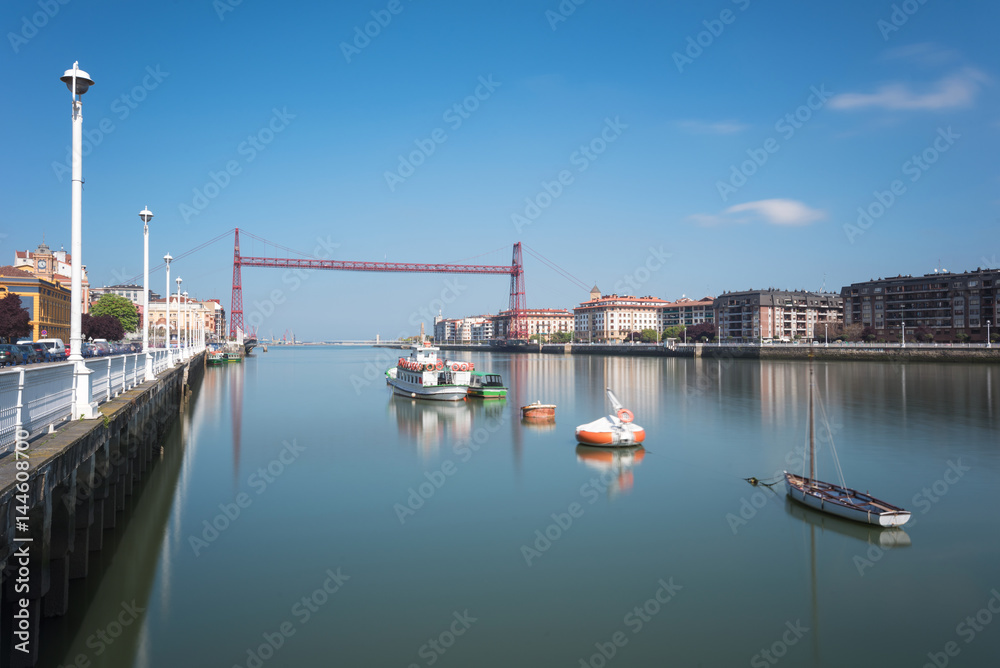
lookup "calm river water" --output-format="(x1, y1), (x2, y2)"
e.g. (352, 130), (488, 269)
(40, 347), (1000, 667)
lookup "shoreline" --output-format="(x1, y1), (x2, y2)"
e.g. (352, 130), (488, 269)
(371, 342), (1000, 363)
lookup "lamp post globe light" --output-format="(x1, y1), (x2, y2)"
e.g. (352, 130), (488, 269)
(140, 207), (153, 377)
(164, 253), (173, 362)
(61, 62), (98, 417)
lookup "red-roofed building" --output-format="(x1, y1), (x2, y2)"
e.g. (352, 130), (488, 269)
(660, 296), (715, 328)
(574, 285), (668, 343)
(492, 308), (574, 341)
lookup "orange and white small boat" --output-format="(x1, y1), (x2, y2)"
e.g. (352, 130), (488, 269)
(520, 401), (556, 420)
(575, 389), (645, 447)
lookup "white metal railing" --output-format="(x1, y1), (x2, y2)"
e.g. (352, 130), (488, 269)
(0, 343), (206, 456)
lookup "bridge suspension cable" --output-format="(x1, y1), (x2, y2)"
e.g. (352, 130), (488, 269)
(522, 243), (589, 292)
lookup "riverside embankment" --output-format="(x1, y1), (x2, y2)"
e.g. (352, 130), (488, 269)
(0, 352), (204, 667)
(394, 342), (1000, 363)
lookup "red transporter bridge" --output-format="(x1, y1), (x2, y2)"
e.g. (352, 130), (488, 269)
(228, 228), (528, 341)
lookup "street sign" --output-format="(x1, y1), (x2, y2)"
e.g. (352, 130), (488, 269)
(41, 329), (47, 336)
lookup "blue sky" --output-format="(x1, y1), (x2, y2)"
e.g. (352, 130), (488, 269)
(2, 0), (998, 340)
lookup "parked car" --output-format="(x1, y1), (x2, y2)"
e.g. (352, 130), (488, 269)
(0, 344), (27, 366)
(82, 342), (98, 358)
(16, 344), (41, 363)
(28, 342), (52, 362)
(38, 338), (67, 361)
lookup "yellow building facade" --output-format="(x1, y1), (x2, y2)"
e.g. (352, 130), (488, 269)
(0, 266), (72, 343)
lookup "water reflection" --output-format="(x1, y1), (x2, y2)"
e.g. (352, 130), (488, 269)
(785, 497), (912, 548)
(387, 396), (472, 458)
(521, 416), (557, 431)
(39, 388), (196, 668)
(575, 444), (645, 499)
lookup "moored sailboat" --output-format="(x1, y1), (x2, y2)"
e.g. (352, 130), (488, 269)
(784, 361), (910, 527)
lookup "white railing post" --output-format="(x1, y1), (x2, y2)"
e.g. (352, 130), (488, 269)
(106, 357), (112, 401)
(14, 367), (26, 441)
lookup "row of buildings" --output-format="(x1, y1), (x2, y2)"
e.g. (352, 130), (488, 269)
(1, 240), (226, 343)
(435, 286), (718, 344)
(433, 269), (1000, 345)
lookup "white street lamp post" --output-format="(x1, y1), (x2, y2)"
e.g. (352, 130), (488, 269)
(824, 322), (828, 347)
(988, 320), (992, 349)
(164, 253), (173, 362)
(901, 322), (906, 349)
(140, 207), (153, 378)
(175, 277), (183, 359)
(183, 291), (190, 352)
(62, 62), (97, 418)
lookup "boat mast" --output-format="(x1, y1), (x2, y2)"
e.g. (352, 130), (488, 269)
(808, 359), (815, 480)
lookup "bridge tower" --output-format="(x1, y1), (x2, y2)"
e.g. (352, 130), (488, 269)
(229, 228), (244, 338)
(508, 242), (527, 340)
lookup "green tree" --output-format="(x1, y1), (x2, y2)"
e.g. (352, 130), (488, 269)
(90, 294), (139, 333)
(0, 292), (32, 342)
(956, 332), (970, 343)
(640, 328), (658, 343)
(662, 325), (685, 340)
(552, 331), (573, 343)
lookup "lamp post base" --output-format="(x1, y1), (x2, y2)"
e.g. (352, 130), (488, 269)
(71, 362), (98, 419)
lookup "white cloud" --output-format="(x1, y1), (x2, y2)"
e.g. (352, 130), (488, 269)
(829, 68), (988, 111)
(690, 199), (826, 227)
(882, 43), (960, 67)
(677, 120), (749, 135)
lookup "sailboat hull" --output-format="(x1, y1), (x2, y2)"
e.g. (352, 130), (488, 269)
(784, 472), (911, 527)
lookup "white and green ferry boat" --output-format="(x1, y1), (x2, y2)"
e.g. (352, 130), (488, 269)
(386, 344), (472, 401)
